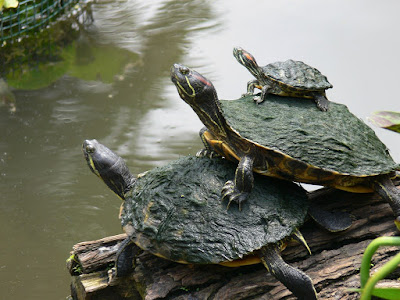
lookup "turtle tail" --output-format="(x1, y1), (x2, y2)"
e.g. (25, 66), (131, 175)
(260, 244), (318, 300)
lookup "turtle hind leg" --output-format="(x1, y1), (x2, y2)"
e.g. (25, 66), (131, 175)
(196, 127), (221, 158)
(373, 175), (400, 230)
(308, 203), (353, 232)
(313, 93), (330, 111)
(260, 244), (318, 300)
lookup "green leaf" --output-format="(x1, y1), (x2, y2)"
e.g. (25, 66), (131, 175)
(351, 288), (400, 300)
(371, 287), (400, 300)
(369, 111), (400, 133)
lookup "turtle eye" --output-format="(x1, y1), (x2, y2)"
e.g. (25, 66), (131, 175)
(180, 65), (189, 75)
(86, 144), (95, 154)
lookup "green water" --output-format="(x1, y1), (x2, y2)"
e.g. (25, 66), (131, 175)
(1, 0), (399, 299)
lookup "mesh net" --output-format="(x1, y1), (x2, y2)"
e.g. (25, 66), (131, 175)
(0, 0), (92, 78)
(1, 0), (81, 42)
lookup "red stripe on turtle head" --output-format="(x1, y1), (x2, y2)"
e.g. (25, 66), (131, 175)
(193, 73), (212, 86)
(244, 52), (255, 63)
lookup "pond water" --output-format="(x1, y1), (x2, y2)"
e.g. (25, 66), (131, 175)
(1, 0), (400, 299)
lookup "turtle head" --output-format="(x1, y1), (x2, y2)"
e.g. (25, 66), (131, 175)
(170, 63), (216, 107)
(171, 64), (228, 137)
(83, 139), (135, 201)
(233, 47), (260, 78)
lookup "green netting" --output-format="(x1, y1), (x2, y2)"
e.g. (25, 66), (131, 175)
(1, 0), (80, 42)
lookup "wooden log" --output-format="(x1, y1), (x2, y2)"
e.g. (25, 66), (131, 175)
(68, 182), (400, 300)
(67, 233), (128, 275)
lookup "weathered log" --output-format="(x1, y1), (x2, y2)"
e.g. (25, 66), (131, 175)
(67, 233), (128, 275)
(68, 183), (400, 300)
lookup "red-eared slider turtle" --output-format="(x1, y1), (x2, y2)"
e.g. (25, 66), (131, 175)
(83, 139), (347, 299)
(233, 47), (332, 111)
(170, 64), (400, 228)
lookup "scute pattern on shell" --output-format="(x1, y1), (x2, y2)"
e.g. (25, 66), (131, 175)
(262, 60), (332, 90)
(221, 95), (398, 176)
(121, 156), (308, 264)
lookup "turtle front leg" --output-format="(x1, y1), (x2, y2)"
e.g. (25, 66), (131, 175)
(221, 155), (255, 209)
(255, 84), (272, 104)
(260, 243), (318, 300)
(245, 79), (259, 96)
(196, 127), (221, 158)
(373, 175), (400, 231)
(313, 93), (330, 111)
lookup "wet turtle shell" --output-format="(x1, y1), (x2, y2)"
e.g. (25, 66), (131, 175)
(263, 59), (332, 91)
(171, 64), (400, 224)
(219, 95), (398, 177)
(120, 156), (308, 264)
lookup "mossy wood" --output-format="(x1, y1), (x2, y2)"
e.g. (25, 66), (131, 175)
(121, 156), (308, 265)
(221, 95), (398, 176)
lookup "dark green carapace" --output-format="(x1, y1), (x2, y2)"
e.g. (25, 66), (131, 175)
(83, 139), (322, 299)
(121, 156), (308, 264)
(221, 95), (399, 176)
(171, 64), (400, 230)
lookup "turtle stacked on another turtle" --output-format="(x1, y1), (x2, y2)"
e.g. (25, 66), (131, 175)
(170, 63), (400, 229)
(233, 47), (332, 111)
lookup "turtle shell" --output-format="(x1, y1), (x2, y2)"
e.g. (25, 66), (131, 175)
(120, 156), (308, 264)
(262, 60), (332, 91)
(220, 95), (399, 176)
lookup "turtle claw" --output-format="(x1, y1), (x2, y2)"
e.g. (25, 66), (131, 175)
(221, 180), (248, 210)
(241, 92), (253, 98)
(253, 95), (264, 104)
(196, 148), (220, 158)
(314, 94), (330, 112)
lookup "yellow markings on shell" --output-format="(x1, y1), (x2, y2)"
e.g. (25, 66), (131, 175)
(143, 201), (154, 224)
(175, 229), (184, 236)
(150, 252), (261, 266)
(334, 184), (373, 193)
(153, 251), (174, 261)
(151, 251), (191, 264)
(219, 255), (261, 267)
(207, 137), (240, 162)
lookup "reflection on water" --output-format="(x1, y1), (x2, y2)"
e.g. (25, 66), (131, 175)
(1, 0), (400, 299)
(0, 1), (218, 298)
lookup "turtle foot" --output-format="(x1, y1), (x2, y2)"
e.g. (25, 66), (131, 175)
(196, 148), (221, 158)
(221, 180), (248, 210)
(314, 96), (330, 111)
(253, 95), (264, 104)
(308, 204), (353, 232)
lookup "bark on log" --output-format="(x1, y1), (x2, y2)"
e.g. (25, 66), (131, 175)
(68, 182), (400, 300)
